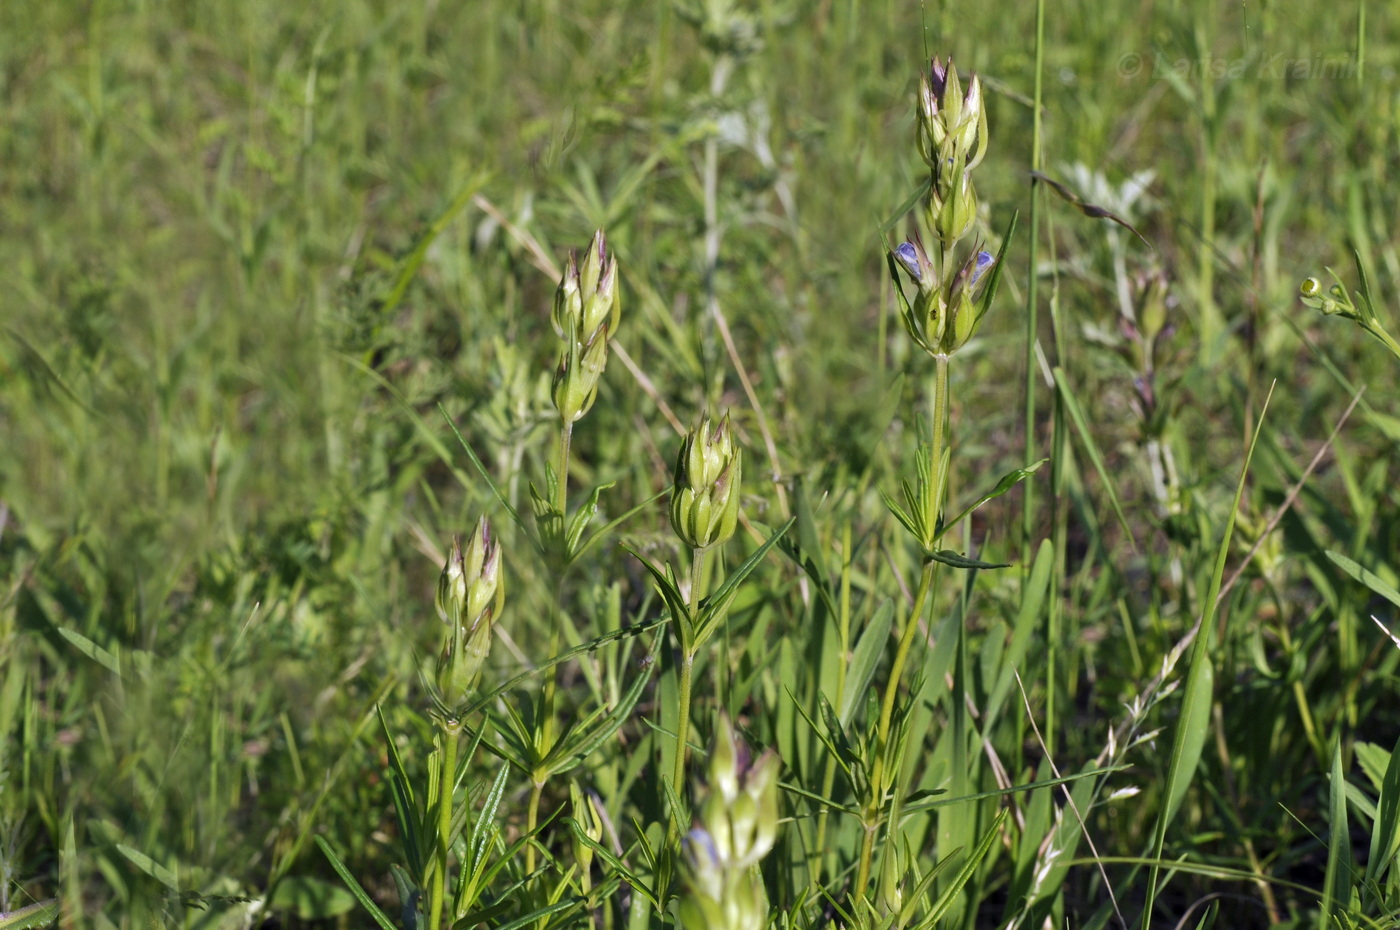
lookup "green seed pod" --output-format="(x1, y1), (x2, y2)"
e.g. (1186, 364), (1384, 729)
(670, 414), (743, 552)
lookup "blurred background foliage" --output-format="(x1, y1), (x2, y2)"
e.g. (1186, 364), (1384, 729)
(2, 0), (1399, 926)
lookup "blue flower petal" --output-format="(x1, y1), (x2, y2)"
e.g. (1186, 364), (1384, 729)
(894, 241), (922, 282)
(969, 250), (995, 286)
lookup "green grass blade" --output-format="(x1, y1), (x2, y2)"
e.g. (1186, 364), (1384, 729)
(0, 900), (59, 930)
(1327, 551), (1400, 609)
(55, 626), (122, 677)
(1051, 366), (1134, 546)
(116, 843), (179, 892)
(924, 809), (1008, 926)
(1368, 734), (1400, 893)
(315, 836), (398, 930)
(378, 174), (490, 320)
(1143, 382), (1274, 924)
(1323, 740), (1351, 930)
(840, 600), (893, 728)
(984, 538), (1053, 728)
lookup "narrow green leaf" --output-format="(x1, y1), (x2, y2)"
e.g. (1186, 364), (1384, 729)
(315, 836), (398, 930)
(1144, 383), (1274, 923)
(547, 635), (659, 776)
(377, 705), (424, 877)
(879, 487), (922, 541)
(818, 691), (861, 772)
(1163, 649), (1213, 827)
(927, 549), (1010, 570)
(924, 809), (1008, 926)
(973, 210), (1020, 326)
(1368, 733), (1400, 892)
(473, 765), (513, 867)
(565, 481), (616, 559)
(0, 899), (59, 930)
(984, 539), (1053, 728)
(574, 489), (668, 562)
(116, 843), (178, 892)
(878, 176), (934, 236)
(565, 823), (660, 909)
(56, 626), (121, 677)
(840, 601), (893, 727)
(694, 517), (796, 643)
(941, 458), (1048, 533)
(1323, 741), (1350, 929)
(621, 544), (690, 642)
(1327, 551), (1400, 609)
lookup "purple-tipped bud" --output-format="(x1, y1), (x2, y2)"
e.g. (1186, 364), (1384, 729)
(434, 518), (503, 710)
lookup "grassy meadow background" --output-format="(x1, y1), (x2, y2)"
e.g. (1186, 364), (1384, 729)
(4, 0), (1400, 926)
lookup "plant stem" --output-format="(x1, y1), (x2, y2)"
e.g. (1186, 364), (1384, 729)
(1365, 321), (1400, 363)
(1022, 0), (1046, 570)
(429, 719), (461, 930)
(926, 353), (950, 543)
(526, 776), (544, 874)
(855, 558), (937, 902)
(555, 418), (574, 516)
(671, 547), (707, 799)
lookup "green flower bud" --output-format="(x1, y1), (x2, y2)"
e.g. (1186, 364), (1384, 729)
(569, 782), (604, 890)
(551, 324), (610, 424)
(678, 716), (779, 930)
(918, 58), (988, 189)
(434, 518), (502, 711)
(1298, 276), (1345, 315)
(938, 248), (995, 354)
(1138, 267), (1169, 343)
(927, 164), (978, 249)
(550, 231), (620, 425)
(876, 840), (904, 918)
(670, 413), (743, 552)
(552, 230), (620, 344)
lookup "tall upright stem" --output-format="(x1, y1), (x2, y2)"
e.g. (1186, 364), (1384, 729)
(926, 353), (950, 540)
(855, 558), (937, 902)
(428, 719), (461, 930)
(671, 547), (707, 799)
(555, 419), (573, 515)
(1022, 0), (1046, 569)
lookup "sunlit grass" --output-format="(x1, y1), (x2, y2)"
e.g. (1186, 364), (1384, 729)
(3, 1), (1400, 928)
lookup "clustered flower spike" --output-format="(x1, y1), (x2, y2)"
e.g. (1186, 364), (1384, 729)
(433, 517), (503, 713)
(918, 57), (987, 247)
(890, 234), (998, 356)
(670, 413), (743, 552)
(888, 54), (1006, 360)
(551, 230), (620, 424)
(678, 715), (780, 930)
